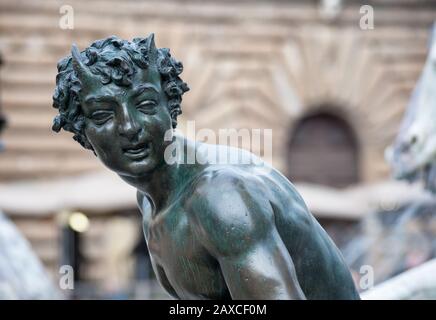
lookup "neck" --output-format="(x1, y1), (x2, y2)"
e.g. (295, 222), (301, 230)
(119, 134), (203, 214)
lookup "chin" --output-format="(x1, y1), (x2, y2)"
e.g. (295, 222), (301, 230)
(119, 156), (161, 178)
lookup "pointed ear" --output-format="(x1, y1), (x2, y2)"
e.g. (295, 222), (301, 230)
(145, 33), (158, 63)
(71, 44), (95, 87)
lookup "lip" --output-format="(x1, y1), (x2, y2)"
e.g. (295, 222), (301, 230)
(122, 142), (151, 160)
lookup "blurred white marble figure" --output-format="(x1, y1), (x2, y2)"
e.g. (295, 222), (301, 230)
(0, 210), (58, 299)
(362, 259), (436, 300)
(381, 24), (436, 299)
(388, 22), (436, 192)
(0, 53), (58, 299)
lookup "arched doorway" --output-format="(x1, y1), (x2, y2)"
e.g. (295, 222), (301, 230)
(288, 112), (359, 188)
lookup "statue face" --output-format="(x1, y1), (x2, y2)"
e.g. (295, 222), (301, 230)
(79, 66), (173, 178)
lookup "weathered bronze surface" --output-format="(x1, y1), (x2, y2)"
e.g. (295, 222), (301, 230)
(52, 34), (360, 299)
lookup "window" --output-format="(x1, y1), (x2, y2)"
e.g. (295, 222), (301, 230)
(288, 112), (359, 188)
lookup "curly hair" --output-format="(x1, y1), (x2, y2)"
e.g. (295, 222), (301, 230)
(52, 34), (189, 150)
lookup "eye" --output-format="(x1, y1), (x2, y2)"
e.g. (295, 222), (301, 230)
(90, 111), (113, 125)
(136, 100), (157, 114)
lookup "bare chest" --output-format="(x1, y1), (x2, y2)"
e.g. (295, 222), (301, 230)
(142, 205), (229, 299)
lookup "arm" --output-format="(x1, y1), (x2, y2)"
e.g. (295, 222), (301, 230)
(188, 172), (306, 300)
(218, 229), (305, 300)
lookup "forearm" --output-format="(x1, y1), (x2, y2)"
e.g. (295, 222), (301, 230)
(219, 244), (306, 300)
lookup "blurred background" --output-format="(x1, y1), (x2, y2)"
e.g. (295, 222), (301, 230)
(0, 0), (435, 299)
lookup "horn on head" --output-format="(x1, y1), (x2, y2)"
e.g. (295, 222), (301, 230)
(71, 44), (94, 87)
(145, 33), (158, 62)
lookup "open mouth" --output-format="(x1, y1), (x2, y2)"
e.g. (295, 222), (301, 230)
(122, 142), (151, 160)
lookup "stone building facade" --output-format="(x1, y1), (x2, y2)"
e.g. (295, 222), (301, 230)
(0, 0), (435, 296)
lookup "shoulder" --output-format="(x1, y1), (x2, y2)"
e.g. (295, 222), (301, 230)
(188, 166), (270, 208)
(185, 166), (276, 257)
(191, 166), (268, 197)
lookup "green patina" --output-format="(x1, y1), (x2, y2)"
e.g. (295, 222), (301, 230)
(52, 34), (360, 300)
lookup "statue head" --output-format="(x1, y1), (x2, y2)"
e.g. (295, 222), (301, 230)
(52, 34), (189, 177)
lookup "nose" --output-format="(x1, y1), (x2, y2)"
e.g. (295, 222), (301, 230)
(117, 105), (141, 139)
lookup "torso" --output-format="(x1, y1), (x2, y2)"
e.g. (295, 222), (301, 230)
(137, 143), (359, 300)
(139, 191), (231, 299)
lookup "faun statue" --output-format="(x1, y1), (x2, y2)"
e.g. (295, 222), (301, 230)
(52, 34), (360, 300)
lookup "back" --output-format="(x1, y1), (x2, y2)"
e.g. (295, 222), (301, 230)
(199, 141), (360, 299)
(257, 167), (360, 299)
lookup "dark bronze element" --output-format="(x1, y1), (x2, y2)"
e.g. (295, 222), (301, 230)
(0, 54), (6, 137)
(52, 35), (360, 300)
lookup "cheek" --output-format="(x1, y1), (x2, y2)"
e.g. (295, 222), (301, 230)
(144, 106), (172, 135)
(84, 123), (119, 156)
(141, 111), (173, 157)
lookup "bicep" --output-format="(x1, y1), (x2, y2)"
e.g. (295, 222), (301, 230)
(218, 228), (305, 300)
(189, 172), (305, 299)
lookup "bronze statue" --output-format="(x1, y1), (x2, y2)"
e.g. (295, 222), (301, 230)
(52, 34), (360, 299)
